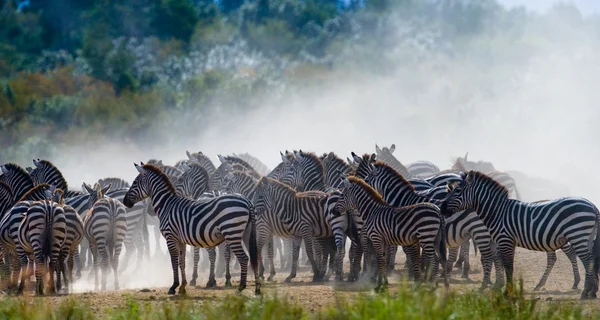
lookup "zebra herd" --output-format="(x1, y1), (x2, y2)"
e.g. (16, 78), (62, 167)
(0, 144), (599, 300)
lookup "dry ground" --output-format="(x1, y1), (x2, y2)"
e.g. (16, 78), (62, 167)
(8, 247), (600, 316)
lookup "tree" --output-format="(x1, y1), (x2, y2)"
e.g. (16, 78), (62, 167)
(153, 0), (199, 44)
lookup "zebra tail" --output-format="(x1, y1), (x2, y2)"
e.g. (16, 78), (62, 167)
(594, 220), (600, 277)
(347, 211), (361, 246)
(473, 239), (478, 257)
(43, 227), (52, 261)
(247, 204), (258, 276)
(435, 216), (447, 263)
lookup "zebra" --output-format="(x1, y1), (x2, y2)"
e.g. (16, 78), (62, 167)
(83, 183), (127, 291)
(374, 144), (411, 178)
(0, 183), (54, 291)
(186, 151), (217, 176)
(50, 186), (84, 294)
(407, 160), (440, 178)
(29, 159), (84, 198)
(320, 152), (352, 190)
(0, 163), (38, 203)
(98, 177), (130, 190)
(440, 170), (600, 299)
(452, 154), (521, 200)
(123, 163), (260, 295)
(16, 198), (67, 295)
(232, 152), (271, 176)
(332, 176), (448, 292)
(172, 162), (212, 286)
(253, 176), (330, 282)
(364, 162), (504, 290)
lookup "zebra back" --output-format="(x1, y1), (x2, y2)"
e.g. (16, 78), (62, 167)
(18, 199), (67, 258)
(407, 160), (440, 178)
(98, 177), (130, 190)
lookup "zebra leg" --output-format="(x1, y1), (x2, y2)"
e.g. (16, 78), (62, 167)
(349, 240), (363, 282)
(73, 248), (82, 279)
(166, 238), (181, 295)
(275, 237), (284, 270)
(387, 245), (398, 273)
(99, 243), (109, 291)
(256, 230), (268, 281)
(67, 248), (75, 294)
(228, 240), (250, 292)
(177, 242), (187, 295)
(335, 235), (346, 282)
(326, 237), (336, 280)
(224, 243), (232, 287)
(284, 236), (302, 283)
(206, 248), (217, 288)
(153, 224), (162, 257)
(283, 237), (293, 271)
(300, 233), (322, 282)
(533, 251), (557, 291)
(372, 239), (388, 292)
(455, 240), (469, 270)
(492, 249), (506, 290)
(190, 247), (199, 286)
(562, 244), (581, 290)
(498, 242), (516, 297)
(267, 237), (276, 281)
(404, 244), (421, 282)
(461, 242), (470, 279)
(471, 234), (495, 292)
(445, 247), (458, 278)
(215, 243), (227, 278)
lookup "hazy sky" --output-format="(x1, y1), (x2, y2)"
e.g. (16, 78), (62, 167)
(499, 0), (600, 15)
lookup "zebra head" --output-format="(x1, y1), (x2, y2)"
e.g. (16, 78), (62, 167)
(82, 182), (111, 211)
(332, 177), (360, 217)
(252, 177), (275, 213)
(440, 171), (473, 217)
(351, 152), (376, 179)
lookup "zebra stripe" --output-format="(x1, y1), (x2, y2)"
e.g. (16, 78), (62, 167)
(29, 159), (84, 198)
(0, 181), (13, 217)
(0, 163), (36, 202)
(83, 194), (127, 291)
(441, 170), (600, 299)
(17, 199), (67, 295)
(374, 144), (411, 178)
(123, 163), (260, 295)
(282, 151), (327, 192)
(186, 151), (217, 176)
(333, 176), (448, 291)
(232, 152), (271, 176)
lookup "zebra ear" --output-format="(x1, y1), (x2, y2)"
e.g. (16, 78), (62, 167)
(351, 152), (361, 163)
(33, 158), (41, 167)
(101, 183), (112, 195)
(186, 150), (192, 159)
(25, 166), (33, 173)
(464, 152), (469, 162)
(375, 144), (382, 154)
(459, 171), (467, 180)
(466, 171), (475, 183)
(370, 153), (377, 163)
(82, 183), (94, 194)
(218, 154), (227, 164)
(0, 165), (6, 174)
(389, 144), (396, 153)
(135, 163), (146, 174)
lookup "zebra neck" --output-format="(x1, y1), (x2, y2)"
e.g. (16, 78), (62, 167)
(148, 184), (175, 217)
(474, 196), (511, 223)
(355, 195), (386, 220)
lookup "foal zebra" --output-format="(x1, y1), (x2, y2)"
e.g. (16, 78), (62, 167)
(123, 163), (260, 295)
(333, 176), (448, 291)
(441, 171), (600, 299)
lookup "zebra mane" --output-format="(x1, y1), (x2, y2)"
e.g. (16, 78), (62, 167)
(223, 156), (256, 171)
(372, 161), (415, 192)
(450, 157), (468, 173)
(142, 164), (176, 194)
(321, 152), (346, 166)
(346, 176), (387, 205)
(297, 151), (325, 170)
(18, 183), (51, 202)
(258, 176), (299, 196)
(468, 171), (510, 198)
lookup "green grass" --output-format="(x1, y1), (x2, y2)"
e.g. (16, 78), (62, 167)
(0, 283), (595, 320)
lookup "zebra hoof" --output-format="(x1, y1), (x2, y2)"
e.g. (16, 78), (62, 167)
(178, 286), (186, 295)
(267, 275), (274, 282)
(284, 277), (293, 283)
(205, 279), (217, 288)
(461, 274), (469, 280)
(225, 280), (232, 287)
(168, 288), (176, 295)
(533, 285), (543, 292)
(237, 283), (246, 292)
(190, 279), (197, 287)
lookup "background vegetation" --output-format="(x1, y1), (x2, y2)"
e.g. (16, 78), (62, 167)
(1, 0), (599, 168)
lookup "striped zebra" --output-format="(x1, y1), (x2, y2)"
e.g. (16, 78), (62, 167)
(232, 152), (271, 176)
(186, 151), (217, 176)
(364, 162), (504, 290)
(0, 184), (54, 291)
(374, 144), (411, 178)
(0, 163), (39, 202)
(50, 186), (84, 294)
(253, 177), (329, 282)
(320, 152), (352, 189)
(172, 162), (213, 287)
(98, 177), (130, 189)
(83, 183), (127, 291)
(333, 176), (448, 291)
(407, 160), (441, 178)
(29, 159), (84, 198)
(123, 163), (260, 295)
(17, 198), (67, 295)
(441, 171), (600, 299)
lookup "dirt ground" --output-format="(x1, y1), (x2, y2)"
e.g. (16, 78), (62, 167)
(10, 247), (600, 316)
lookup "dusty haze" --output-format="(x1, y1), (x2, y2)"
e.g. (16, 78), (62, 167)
(39, 3), (600, 204)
